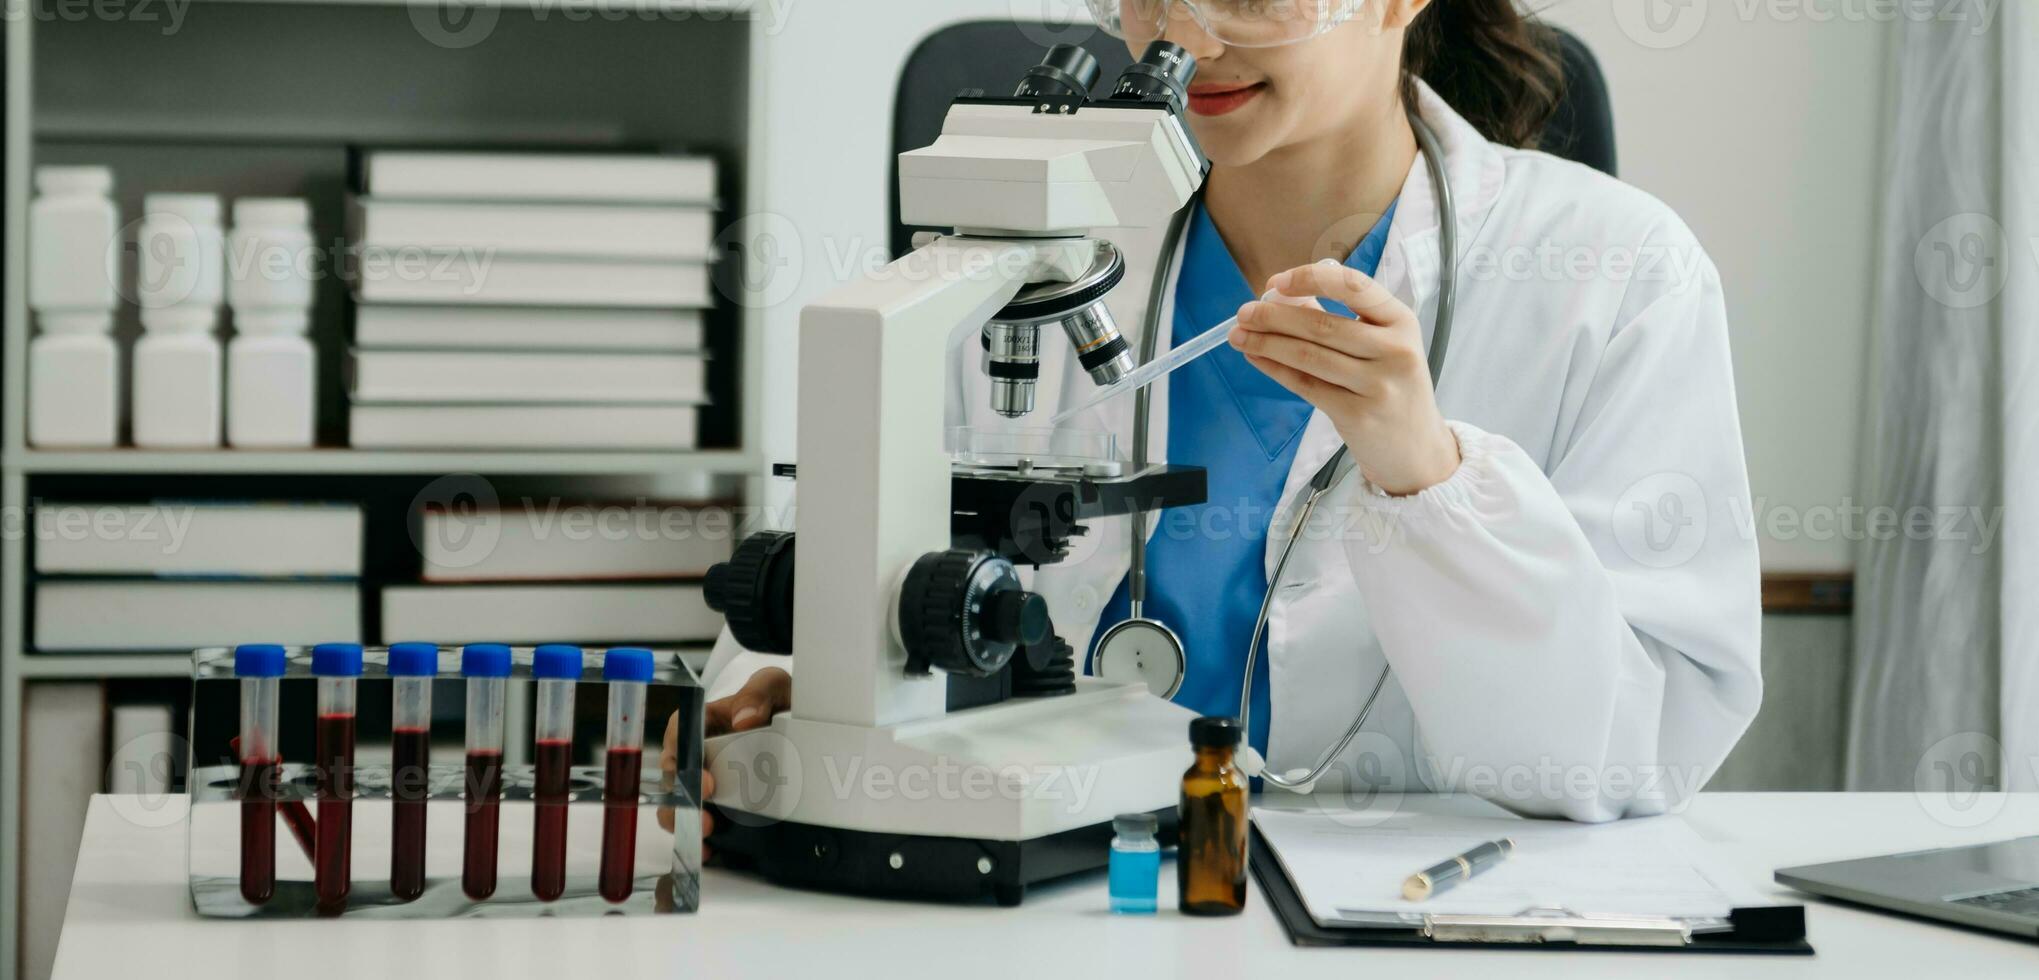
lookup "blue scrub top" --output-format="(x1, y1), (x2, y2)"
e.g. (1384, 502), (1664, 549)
(1093, 198), (1398, 756)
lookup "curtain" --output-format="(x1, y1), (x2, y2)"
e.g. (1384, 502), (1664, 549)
(1849, 3), (2037, 791)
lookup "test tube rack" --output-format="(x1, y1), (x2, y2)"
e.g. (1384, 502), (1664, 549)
(184, 644), (703, 919)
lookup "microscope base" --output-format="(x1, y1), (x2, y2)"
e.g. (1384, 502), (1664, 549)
(709, 807), (1175, 906)
(706, 678), (1195, 904)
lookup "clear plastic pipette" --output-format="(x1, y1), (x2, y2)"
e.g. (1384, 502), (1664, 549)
(1047, 290), (1318, 427)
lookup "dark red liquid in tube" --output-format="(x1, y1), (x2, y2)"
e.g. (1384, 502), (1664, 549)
(599, 747), (643, 902)
(390, 727), (430, 900)
(462, 750), (503, 899)
(315, 713), (356, 912)
(532, 738), (572, 900)
(238, 758), (278, 904)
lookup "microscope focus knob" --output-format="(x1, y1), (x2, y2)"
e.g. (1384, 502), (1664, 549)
(898, 550), (1048, 678)
(703, 531), (796, 654)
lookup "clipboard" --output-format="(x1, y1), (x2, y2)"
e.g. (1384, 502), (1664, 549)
(1250, 827), (1813, 954)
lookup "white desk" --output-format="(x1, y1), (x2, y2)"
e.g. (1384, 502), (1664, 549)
(54, 793), (2039, 978)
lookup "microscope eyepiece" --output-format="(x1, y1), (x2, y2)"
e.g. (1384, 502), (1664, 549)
(1014, 43), (1102, 101)
(1108, 40), (1198, 115)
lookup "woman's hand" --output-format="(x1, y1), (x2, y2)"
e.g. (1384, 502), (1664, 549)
(658, 666), (792, 845)
(1230, 259), (1461, 496)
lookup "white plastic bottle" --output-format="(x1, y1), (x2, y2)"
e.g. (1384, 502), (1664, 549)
(227, 310), (315, 448)
(28, 166), (120, 447)
(133, 194), (226, 448)
(138, 193), (225, 311)
(226, 198), (317, 448)
(134, 308), (223, 447)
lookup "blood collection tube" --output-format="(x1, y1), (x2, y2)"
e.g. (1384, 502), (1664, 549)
(387, 642), (437, 901)
(460, 643), (511, 900)
(598, 648), (653, 902)
(234, 643), (286, 905)
(530, 644), (583, 901)
(311, 642), (362, 912)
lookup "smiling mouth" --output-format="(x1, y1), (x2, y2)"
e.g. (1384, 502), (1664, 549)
(1187, 82), (1266, 116)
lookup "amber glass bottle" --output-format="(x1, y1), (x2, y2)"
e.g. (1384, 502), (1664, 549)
(1178, 716), (1248, 915)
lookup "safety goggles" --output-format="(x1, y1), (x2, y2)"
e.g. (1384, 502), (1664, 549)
(1084, 0), (1370, 49)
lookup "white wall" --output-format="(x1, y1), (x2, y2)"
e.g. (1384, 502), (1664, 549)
(748, 0), (1030, 519)
(1541, 1), (1889, 572)
(754, 2), (1889, 572)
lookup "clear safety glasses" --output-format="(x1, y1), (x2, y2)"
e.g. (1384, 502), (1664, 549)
(1085, 0), (1370, 49)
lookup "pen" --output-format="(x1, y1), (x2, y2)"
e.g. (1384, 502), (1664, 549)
(1402, 838), (1515, 901)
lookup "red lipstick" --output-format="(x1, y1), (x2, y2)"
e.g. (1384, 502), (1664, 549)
(1188, 81), (1265, 117)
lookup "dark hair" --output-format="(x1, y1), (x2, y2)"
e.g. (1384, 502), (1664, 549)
(1400, 0), (1566, 148)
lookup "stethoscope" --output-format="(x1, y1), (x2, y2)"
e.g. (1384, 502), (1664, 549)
(1092, 110), (1458, 791)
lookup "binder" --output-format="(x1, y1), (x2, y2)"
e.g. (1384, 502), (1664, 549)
(1251, 827), (1813, 954)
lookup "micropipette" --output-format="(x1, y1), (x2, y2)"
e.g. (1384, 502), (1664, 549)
(1046, 290), (1320, 427)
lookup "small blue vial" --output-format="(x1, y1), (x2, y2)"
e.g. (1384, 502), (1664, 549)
(1108, 812), (1161, 914)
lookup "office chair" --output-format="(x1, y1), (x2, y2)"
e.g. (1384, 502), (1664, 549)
(889, 19), (1617, 257)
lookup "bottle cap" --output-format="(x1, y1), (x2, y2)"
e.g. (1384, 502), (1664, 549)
(461, 643), (512, 678)
(1113, 812), (1159, 837)
(143, 193), (222, 225)
(1189, 715), (1242, 748)
(533, 644), (585, 680)
(311, 642), (364, 677)
(387, 642), (439, 677)
(602, 647), (655, 683)
(233, 197), (310, 227)
(234, 643), (287, 678)
(35, 165), (112, 196)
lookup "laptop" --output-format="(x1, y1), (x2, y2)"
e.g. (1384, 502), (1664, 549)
(1776, 837), (2039, 940)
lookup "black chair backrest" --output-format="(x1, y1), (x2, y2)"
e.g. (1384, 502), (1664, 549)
(890, 20), (1617, 256)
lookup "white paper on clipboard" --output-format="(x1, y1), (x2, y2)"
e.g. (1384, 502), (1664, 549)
(1251, 805), (1744, 928)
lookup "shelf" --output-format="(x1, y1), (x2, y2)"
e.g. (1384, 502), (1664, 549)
(12, 653), (193, 680)
(4, 449), (761, 476)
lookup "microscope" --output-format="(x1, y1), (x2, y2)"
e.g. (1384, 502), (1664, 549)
(701, 42), (1209, 905)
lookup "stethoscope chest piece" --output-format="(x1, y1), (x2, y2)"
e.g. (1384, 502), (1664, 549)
(1091, 616), (1186, 699)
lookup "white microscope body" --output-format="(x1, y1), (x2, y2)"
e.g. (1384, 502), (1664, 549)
(704, 43), (1211, 904)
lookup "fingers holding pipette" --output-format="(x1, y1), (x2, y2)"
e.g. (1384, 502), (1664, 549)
(1232, 260), (1459, 497)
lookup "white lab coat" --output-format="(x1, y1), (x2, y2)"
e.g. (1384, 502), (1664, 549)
(709, 82), (1762, 823)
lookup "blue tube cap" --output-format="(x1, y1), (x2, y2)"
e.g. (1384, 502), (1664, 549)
(461, 643), (513, 678)
(387, 642), (439, 677)
(311, 642), (364, 677)
(234, 643), (287, 678)
(532, 644), (585, 680)
(603, 647), (655, 682)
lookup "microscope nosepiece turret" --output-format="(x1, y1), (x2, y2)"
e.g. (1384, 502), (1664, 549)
(983, 240), (1132, 419)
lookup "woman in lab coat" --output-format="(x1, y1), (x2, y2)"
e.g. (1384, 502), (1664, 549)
(676, 0), (1761, 827)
